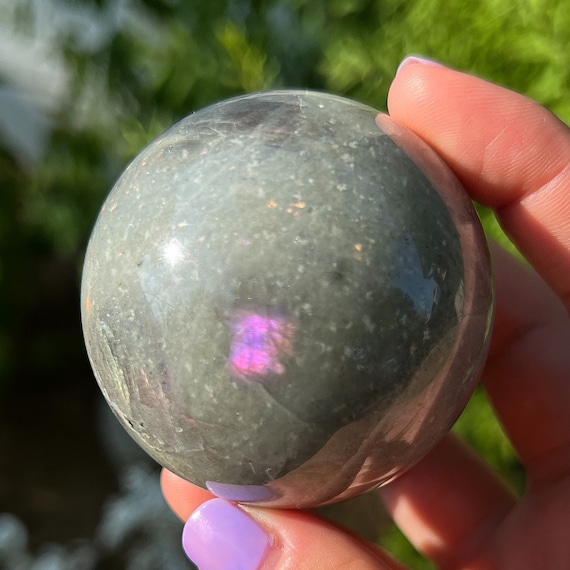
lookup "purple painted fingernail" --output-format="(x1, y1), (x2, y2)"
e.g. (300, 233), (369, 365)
(206, 481), (275, 503)
(396, 55), (446, 75)
(182, 499), (270, 570)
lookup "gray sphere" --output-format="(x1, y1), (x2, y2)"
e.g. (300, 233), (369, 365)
(81, 91), (493, 509)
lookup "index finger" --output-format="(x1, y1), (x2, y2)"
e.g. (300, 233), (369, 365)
(389, 59), (570, 308)
(378, 61), (570, 565)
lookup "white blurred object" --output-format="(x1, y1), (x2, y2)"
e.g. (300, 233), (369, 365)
(96, 464), (192, 569)
(0, 466), (193, 569)
(0, 0), (156, 164)
(0, 513), (31, 570)
(28, 543), (97, 570)
(0, 84), (53, 165)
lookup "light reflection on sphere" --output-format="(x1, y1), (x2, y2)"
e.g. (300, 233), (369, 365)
(81, 91), (494, 509)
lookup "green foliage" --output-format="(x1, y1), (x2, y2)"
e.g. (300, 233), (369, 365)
(10, 0), (566, 265)
(2, 0), (568, 562)
(217, 21), (280, 91)
(454, 387), (525, 492)
(320, 0), (570, 122)
(380, 524), (436, 569)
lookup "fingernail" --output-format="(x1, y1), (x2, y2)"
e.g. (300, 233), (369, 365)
(206, 480), (276, 503)
(182, 499), (271, 570)
(396, 55), (446, 75)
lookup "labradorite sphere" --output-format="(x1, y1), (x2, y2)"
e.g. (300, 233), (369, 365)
(81, 91), (493, 509)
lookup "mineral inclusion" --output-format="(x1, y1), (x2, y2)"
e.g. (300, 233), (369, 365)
(81, 91), (494, 508)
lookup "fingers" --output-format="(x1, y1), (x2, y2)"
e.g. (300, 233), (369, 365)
(380, 60), (570, 566)
(482, 244), (570, 481)
(379, 434), (516, 569)
(160, 468), (215, 520)
(387, 60), (570, 480)
(389, 59), (570, 309)
(161, 66), (570, 570)
(161, 469), (406, 570)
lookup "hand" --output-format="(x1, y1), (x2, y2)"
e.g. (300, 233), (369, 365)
(161, 58), (570, 569)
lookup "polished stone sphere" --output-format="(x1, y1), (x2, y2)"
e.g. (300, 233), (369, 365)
(81, 91), (493, 509)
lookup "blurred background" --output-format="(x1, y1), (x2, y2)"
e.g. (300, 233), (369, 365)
(0, 0), (569, 568)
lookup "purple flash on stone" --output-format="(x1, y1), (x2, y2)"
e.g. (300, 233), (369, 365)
(81, 90), (494, 510)
(229, 312), (295, 379)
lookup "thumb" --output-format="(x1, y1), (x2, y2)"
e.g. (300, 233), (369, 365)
(161, 470), (405, 570)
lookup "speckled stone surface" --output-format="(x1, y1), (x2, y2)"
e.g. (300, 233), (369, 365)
(81, 91), (493, 509)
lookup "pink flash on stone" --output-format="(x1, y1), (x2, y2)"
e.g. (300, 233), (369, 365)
(229, 312), (295, 379)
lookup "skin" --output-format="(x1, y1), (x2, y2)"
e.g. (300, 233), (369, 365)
(162, 61), (570, 569)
